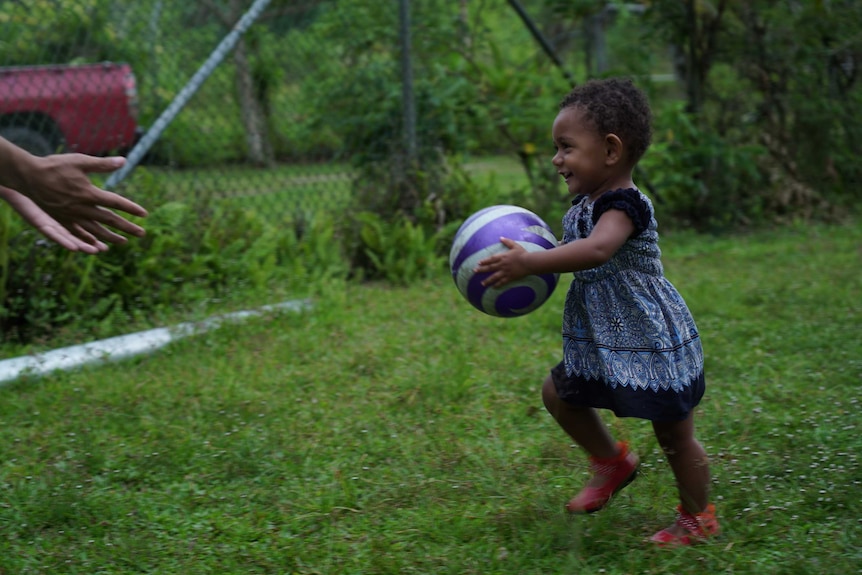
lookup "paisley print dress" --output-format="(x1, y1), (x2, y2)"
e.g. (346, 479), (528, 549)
(551, 188), (705, 421)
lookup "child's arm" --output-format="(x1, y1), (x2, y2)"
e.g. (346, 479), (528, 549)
(476, 209), (634, 288)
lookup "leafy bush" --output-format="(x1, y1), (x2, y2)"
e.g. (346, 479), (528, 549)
(641, 102), (769, 230)
(344, 156), (499, 283)
(353, 211), (448, 285)
(0, 175), (349, 344)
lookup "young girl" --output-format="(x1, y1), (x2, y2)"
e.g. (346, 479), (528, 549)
(475, 78), (719, 545)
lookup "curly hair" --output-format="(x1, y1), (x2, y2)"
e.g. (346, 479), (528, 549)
(559, 77), (652, 164)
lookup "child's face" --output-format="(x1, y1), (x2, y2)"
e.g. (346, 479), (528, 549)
(551, 106), (614, 198)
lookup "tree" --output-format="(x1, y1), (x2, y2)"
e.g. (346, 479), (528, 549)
(201, 0), (275, 167)
(0, 0), (133, 65)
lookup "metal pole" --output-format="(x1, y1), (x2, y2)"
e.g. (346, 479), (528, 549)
(399, 0), (417, 163)
(506, 0), (575, 86)
(105, 0), (274, 190)
(147, 0), (163, 107)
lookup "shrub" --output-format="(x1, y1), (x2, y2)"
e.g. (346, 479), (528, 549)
(0, 175), (349, 344)
(641, 102), (768, 230)
(342, 148), (506, 283)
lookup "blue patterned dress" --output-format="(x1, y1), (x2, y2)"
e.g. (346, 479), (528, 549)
(551, 188), (705, 421)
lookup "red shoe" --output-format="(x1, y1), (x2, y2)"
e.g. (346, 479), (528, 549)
(650, 503), (721, 546)
(565, 441), (639, 514)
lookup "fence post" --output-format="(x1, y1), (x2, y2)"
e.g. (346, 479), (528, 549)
(506, 0), (575, 86)
(399, 0), (417, 163)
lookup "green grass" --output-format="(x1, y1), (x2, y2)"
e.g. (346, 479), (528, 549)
(0, 220), (859, 574)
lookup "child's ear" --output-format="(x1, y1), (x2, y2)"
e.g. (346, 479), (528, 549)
(605, 134), (624, 165)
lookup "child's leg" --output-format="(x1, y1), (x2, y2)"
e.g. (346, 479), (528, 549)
(650, 412), (720, 543)
(542, 374), (617, 457)
(543, 373), (639, 513)
(651, 412), (710, 514)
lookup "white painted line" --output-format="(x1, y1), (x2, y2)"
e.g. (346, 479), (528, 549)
(0, 299), (311, 385)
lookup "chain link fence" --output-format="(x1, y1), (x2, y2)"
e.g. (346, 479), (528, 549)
(0, 0), (371, 221)
(0, 0), (661, 345)
(0, 0), (646, 220)
(0, 0), (635, 208)
(2, 1), (859, 349)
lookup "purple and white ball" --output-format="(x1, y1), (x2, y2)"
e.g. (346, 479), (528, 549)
(449, 205), (560, 318)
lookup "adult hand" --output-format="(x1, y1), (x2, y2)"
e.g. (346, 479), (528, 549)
(0, 137), (148, 252)
(18, 153), (148, 245)
(0, 186), (107, 253)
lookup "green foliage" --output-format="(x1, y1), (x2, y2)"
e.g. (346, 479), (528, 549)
(344, 157), (492, 283)
(280, 209), (351, 286)
(459, 39), (568, 230)
(640, 0), (862, 224)
(303, 0), (572, 274)
(735, 0), (862, 199)
(641, 102), (768, 230)
(0, 0), (118, 64)
(300, 0), (488, 165)
(0, 173), (349, 344)
(354, 211), (448, 285)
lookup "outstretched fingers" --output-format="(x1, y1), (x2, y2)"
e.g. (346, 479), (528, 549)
(1, 187), (103, 253)
(41, 221), (103, 253)
(89, 186), (149, 220)
(54, 201), (146, 241)
(64, 222), (108, 252)
(88, 202), (146, 238)
(74, 215), (132, 245)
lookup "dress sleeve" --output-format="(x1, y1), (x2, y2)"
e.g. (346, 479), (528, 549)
(592, 188), (651, 236)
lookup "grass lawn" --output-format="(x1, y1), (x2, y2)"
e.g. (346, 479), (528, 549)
(0, 220), (859, 574)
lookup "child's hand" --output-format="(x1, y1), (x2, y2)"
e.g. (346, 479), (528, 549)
(475, 237), (530, 288)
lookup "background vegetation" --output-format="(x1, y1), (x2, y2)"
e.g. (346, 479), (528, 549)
(0, 3), (860, 572)
(1, 0), (861, 345)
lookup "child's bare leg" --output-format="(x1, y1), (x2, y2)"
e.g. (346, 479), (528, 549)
(542, 374), (617, 457)
(543, 374), (639, 512)
(652, 412), (711, 523)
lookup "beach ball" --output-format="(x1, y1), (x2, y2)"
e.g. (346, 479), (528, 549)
(449, 205), (559, 318)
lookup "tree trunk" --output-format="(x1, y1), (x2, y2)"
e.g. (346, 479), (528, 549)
(206, 0), (274, 167)
(233, 36), (274, 167)
(684, 0), (702, 114)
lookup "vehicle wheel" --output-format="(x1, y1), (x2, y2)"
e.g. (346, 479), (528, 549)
(0, 126), (55, 157)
